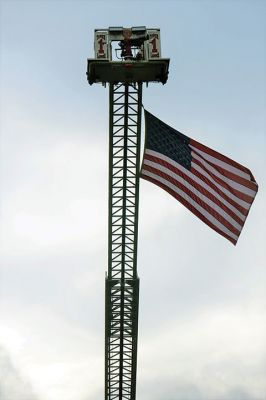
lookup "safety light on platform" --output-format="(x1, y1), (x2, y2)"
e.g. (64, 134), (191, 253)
(109, 26), (123, 33)
(131, 26), (146, 34)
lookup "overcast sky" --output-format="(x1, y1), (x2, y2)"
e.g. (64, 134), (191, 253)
(0, 1), (266, 400)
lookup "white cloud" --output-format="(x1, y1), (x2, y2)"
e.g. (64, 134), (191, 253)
(0, 345), (39, 400)
(0, 304), (104, 400)
(1, 133), (108, 261)
(137, 304), (266, 400)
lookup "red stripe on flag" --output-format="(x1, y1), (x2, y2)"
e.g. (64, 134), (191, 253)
(190, 166), (249, 216)
(143, 156), (245, 226)
(144, 151), (250, 216)
(190, 138), (255, 179)
(197, 158), (258, 190)
(141, 172), (237, 245)
(192, 157), (254, 204)
(142, 163), (241, 237)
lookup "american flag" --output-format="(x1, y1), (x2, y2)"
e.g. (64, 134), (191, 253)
(140, 110), (258, 245)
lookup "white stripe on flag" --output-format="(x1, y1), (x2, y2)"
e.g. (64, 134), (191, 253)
(189, 144), (251, 180)
(141, 168), (239, 242)
(145, 149), (251, 210)
(191, 151), (256, 197)
(143, 159), (242, 231)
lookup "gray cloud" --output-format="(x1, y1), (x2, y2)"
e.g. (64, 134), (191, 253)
(0, 345), (39, 400)
(138, 378), (203, 400)
(137, 376), (261, 400)
(1, 1), (265, 399)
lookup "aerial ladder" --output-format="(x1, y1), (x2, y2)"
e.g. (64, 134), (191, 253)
(86, 26), (170, 400)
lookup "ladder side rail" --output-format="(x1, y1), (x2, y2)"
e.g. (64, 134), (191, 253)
(106, 83), (142, 400)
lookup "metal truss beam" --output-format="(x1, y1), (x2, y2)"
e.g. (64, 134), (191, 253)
(105, 83), (142, 400)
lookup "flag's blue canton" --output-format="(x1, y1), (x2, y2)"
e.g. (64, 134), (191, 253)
(145, 111), (192, 170)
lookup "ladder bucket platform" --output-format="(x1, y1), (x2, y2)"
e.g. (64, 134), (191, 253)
(86, 59), (170, 85)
